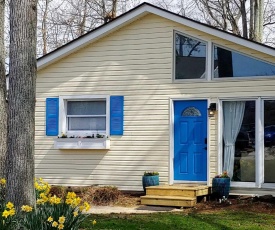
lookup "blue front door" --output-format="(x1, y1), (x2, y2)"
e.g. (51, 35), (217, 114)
(174, 100), (207, 181)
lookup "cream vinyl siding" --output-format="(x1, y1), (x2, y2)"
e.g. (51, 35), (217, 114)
(36, 13), (275, 190)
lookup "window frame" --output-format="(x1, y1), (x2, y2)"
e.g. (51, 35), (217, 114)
(212, 44), (275, 81)
(59, 95), (110, 137)
(173, 30), (209, 82)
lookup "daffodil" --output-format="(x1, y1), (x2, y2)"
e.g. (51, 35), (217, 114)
(58, 216), (65, 224)
(84, 201), (90, 211)
(58, 223), (64, 229)
(6, 202), (14, 209)
(0, 178), (6, 185)
(66, 192), (76, 199)
(9, 208), (16, 216)
(92, 219), (97, 225)
(73, 211), (78, 217)
(52, 221), (58, 227)
(47, 216), (53, 222)
(21, 205), (33, 212)
(2, 210), (9, 218)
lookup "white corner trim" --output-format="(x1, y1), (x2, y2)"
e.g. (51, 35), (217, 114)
(169, 98), (174, 185)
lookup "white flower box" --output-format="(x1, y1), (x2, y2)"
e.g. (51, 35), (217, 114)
(54, 138), (110, 149)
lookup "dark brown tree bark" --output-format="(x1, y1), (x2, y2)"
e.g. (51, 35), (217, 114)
(6, 0), (37, 208)
(0, 0), (7, 178)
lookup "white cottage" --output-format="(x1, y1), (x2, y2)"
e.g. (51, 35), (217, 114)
(36, 3), (275, 194)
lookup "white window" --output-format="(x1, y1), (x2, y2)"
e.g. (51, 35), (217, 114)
(59, 95), (110, 137)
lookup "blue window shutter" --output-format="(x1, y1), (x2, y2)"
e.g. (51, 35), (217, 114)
(46, 98), (59, 136)
(110, 96), (124, 135)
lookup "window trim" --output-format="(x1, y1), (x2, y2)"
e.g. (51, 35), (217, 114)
(173, 30), (209, 82)
(59, 95), (110, 137)
(212, 43), (275, 81)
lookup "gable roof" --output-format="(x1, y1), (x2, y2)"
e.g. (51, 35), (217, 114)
(37, 2), (275, 70)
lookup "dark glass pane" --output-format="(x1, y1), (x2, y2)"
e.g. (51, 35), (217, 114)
(264, 100), (275, 183)
(67, 101), (106, 115)
(175, 33), (206, 79)
(214, 46), (275, 78)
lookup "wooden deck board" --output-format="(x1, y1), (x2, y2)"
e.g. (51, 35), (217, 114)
(140, 184), (211, 207)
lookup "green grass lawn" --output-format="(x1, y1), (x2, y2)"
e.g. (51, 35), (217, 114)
(81, 211), (275, 230)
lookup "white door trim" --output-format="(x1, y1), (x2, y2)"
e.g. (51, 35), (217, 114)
(169, 98), (211, 185)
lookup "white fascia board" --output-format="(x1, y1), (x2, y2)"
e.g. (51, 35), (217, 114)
(37, 5), (150, 70)
(146, 7), (275, 57)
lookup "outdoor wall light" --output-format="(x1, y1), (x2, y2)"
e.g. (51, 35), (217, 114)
(208, 103), (217, 117)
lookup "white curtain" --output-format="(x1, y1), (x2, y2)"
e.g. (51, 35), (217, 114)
(223, 101), (245, 178)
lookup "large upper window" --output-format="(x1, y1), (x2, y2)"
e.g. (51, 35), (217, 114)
(214, 46), (275, 78)
(175, 33), (207, 80)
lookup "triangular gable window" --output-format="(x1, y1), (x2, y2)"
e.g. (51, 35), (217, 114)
(213, 46), (275, 78)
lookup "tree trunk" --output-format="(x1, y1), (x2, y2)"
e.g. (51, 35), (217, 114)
(0, 0), (7, 178)
(249, 0), (255, 39)
(42, 0), (49, 55)
(6, 0), (37, 208)
(240, 0), (248, 38)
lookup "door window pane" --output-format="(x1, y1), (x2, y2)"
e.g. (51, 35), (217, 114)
(175, 33), (206, 79)
(264, 100), (275, 183)
(214, 46), (275, 78)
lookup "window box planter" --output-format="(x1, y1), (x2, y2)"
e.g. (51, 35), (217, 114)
(54, 138), (110, 149)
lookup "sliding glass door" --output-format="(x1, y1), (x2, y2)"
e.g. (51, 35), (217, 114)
(221, 98), (275, 187)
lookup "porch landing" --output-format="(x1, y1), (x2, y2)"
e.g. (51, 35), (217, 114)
(140, 184), (212, 207)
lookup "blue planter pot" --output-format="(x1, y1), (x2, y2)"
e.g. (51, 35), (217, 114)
(142, 175), (159, 192)
(212, 178), (231, 198)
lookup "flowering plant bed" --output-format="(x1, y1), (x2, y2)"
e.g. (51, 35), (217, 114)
(0, 178), (93, 230)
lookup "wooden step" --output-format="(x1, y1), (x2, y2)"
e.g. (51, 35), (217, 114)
(146, 185), (210, 197)
(141, 195), (196, 207)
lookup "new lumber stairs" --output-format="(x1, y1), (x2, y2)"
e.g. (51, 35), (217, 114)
(141, 184), (211, 207)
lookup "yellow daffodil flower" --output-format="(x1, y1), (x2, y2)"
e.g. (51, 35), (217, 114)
(9, 208), (16, 216)
(92, 219), (97, 225)
(21, 205), (33, 212)
(84, 202), (90, 211)
(0, 178), (6, 185)
(52, 221), (58, 227)
(58, 216), (65, 224)
(73, 211), (78, 217)
(6, 202), (14, 210)
(2, 210), (9, 218)
(47, 216), (53, 222)
(58, 223), (64, 229)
